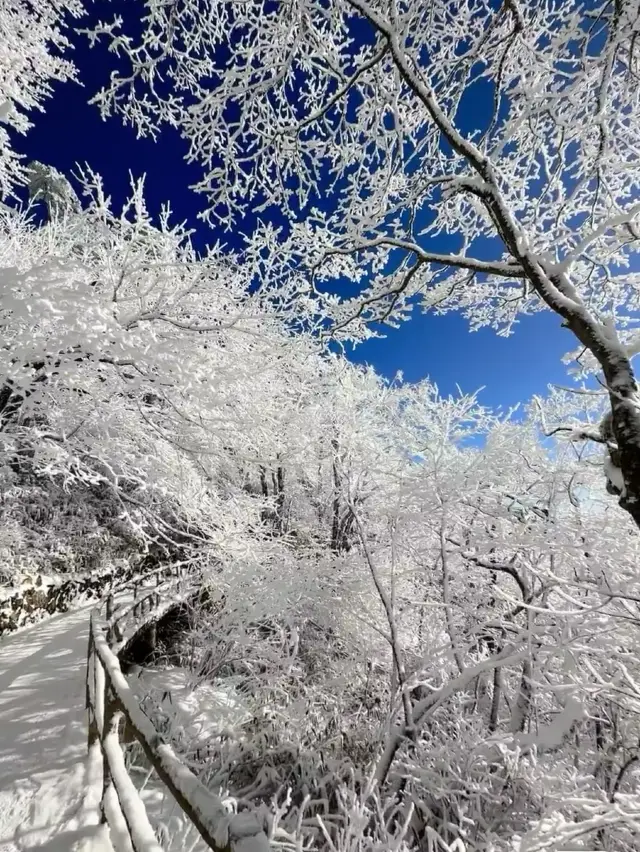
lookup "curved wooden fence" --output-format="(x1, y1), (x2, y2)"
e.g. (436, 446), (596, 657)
(86, 565), (270, 852)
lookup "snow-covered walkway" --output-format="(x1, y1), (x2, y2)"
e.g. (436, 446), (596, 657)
(0, 605), (111, 851)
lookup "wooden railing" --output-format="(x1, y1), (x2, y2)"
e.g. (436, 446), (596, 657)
(86, 564), (270, 852)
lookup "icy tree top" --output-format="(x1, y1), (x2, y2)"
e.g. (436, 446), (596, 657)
(88, 0), (640, 336)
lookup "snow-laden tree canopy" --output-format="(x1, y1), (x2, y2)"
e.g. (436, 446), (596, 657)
(83, 0), (640, 526)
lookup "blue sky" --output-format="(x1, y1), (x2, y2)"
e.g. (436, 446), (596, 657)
(13, 12), (574, 411)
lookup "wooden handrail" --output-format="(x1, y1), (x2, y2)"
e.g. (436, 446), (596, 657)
(86, 566), (270, 852)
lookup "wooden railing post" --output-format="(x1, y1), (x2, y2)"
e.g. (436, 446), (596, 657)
(105, 594), (115, 644)
(114, 619), (124, 644)
(148, 621), (157, 654)
(100, 685), (117, 824)
(86, 630), (100, 751)
(94, 650), (106, 740)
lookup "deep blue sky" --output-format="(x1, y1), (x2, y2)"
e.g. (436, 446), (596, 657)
(13, 7), (574, 411)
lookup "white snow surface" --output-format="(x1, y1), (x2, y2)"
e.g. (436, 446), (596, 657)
(133, 667), (252, 744)
(0, 604), (113, 851)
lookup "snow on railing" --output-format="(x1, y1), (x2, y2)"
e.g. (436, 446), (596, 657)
(86, 565), (270, 852)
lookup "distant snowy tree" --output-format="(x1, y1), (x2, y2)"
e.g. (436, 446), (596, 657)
(27, 160), (80, 219)
(87, 0), (640, 526)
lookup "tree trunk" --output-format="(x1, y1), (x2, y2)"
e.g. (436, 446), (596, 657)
(530, 260), (640, 529)
(489, 665), (502, 733)
(510, 658), (533, 733)
(483, 186), (640, 531)
(566, 315), (640, 528)
(604, 362), (640, 527)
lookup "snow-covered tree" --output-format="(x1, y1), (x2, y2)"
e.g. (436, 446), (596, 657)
(133, 372), (640, 851)
(0, 0), (83, 197)
(27, 160), (80, 219)
(0, 168), (327, 573)
(88, 0), (640, 526)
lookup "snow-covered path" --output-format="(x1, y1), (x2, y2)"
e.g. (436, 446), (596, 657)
(0, 605), (111, 851)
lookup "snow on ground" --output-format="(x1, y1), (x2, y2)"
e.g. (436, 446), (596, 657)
(0, 604), (112, 851)
(133, 666), (252, 745)
(124, 667), (253, 852)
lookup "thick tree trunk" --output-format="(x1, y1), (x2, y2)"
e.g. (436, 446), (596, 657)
(566, 315), (640, 528)
(522, 252), (640, 529)
(482, 182), (640, 530)
(603, 361), (640, 527)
